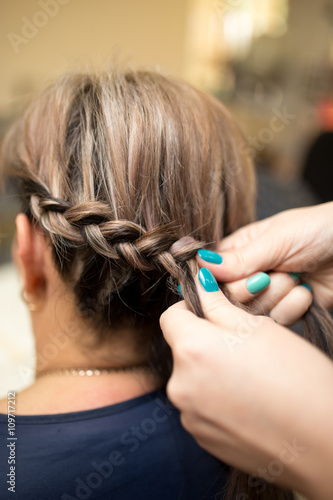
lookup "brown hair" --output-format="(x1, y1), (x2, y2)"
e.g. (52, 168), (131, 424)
(0, 66), (255, 378)
(1, 65), (331, 500)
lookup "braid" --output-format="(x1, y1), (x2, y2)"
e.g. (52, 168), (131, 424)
(24, 178), (205, 317)
(2, 67), (314, 500)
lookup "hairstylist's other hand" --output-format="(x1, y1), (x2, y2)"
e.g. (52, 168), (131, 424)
(160, 270), (333, 500)
(197, 202), (333, 325)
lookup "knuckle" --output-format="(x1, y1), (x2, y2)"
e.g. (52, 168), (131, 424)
(224, 281), (241, 300)
(165, 376), (178, 403)
(232, 248), (247, 272)
(159, 308), (182, 338)
(180, 412), (193, 432)
(159, 308), (171, 330)
(203, 294), (229, 319)
(166, 376), (191, 411)
(299, 286), (313, 309)
(176, 334), (203, 364)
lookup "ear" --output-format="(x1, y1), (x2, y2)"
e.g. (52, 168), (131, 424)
(14, 213), (47, 296)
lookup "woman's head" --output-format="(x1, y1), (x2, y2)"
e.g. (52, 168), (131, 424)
(1, 65), (255, 379)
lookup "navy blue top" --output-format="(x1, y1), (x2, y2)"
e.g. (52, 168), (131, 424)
(0, 390), (228, 500)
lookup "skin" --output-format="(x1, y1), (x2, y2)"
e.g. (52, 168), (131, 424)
(160, 202), (333, 499)
(1, 203), (332, 496)
(0, 214), (159, 416)
(203, 202), (333, 320)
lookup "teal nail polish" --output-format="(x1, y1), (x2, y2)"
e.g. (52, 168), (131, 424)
(197, 249), (223, 265)
(247, 272), (271, 294)
(301, 283), (312, 292)
(177, 284), (183, 298)
(199, 268), (219, 292)
(290, 272), (301, 281)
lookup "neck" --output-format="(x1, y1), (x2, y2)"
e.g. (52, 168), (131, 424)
(30, 289), (149, 376)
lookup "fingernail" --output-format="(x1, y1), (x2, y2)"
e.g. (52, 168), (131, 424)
(177, 284), (183, 298)
(301, 283), (312, 292)
(290, 272), (301, 281)
(247, 272), (271, 294)
(199, 268), (219, 292)
(197, 249), (223, 265)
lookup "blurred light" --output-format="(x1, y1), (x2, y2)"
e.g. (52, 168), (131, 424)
(223, 11), (253, 57)
(184, 0), (289, 89)
(223, 0), (289, 43)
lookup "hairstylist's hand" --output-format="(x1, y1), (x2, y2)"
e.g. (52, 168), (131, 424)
(160, 270), (333, 500)
(197, 202), (333, 325)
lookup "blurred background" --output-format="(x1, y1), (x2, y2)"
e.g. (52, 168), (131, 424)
(0, 0), (332, 396)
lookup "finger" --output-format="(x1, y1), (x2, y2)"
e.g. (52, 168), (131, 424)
(224, 272), (272, 304)
(195, 268), (248, 329)
(248, 272), (298, 315)
(226, 272), (297, 315)
(270, 285), (313, 326)
(160, 300), (211, 348)
(218, 218), (271, 252)
(196, 231), (286, 283)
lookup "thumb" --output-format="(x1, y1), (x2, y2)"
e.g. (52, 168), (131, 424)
(195, 269), (270, 355)
(160, 272), (241, 346)
(195, 268), (248, 329)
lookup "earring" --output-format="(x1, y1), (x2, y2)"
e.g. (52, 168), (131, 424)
(20, 289), (39, 312)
